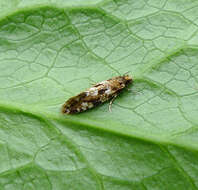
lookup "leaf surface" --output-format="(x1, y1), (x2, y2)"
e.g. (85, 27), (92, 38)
(0, 0), (198, 189)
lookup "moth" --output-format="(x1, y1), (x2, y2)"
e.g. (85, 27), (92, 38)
(62, 75), (132, 114)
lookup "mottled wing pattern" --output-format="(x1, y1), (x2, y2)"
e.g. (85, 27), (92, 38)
(62, 75), (132, 114)
(62, 80), (116, 114)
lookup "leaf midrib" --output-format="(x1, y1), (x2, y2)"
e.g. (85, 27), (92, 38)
(0, 100), (197, 153)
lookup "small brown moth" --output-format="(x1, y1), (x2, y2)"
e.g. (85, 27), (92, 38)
(62, 75), (132, 114)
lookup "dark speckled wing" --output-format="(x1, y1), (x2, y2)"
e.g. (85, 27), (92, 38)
(62, 75), (132, 114)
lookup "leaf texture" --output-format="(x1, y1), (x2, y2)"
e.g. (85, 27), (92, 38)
(0, 0), (198, 189)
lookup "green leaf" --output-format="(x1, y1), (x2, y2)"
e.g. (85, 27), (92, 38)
(0, 0), (198, 189)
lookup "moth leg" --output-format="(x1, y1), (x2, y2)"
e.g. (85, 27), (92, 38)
(126, 88), (132, 92)
(109, 94), (118, 112)
(89, 80), (97, 86)
(127, 88), (142, 95)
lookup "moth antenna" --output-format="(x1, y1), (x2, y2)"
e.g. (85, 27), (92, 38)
(126, 88), (143, 96)
(123, 71), (130, 76)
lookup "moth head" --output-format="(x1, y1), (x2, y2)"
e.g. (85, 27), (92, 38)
(123, 75), (132, 85)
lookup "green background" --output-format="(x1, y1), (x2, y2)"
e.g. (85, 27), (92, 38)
(0, 0), (198, 189)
